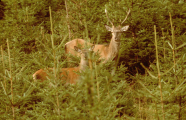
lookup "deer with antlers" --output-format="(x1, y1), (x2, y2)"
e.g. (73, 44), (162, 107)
(33, 45), (95, 84)
(65, 8), (130, 72)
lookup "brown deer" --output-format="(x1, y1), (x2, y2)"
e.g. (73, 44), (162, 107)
(65, 8), (130, 67)
(33, 45), (95, 84)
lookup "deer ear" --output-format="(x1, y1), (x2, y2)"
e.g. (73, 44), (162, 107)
(121, 25), (129, 31)
(74, 46), (81, 53)
(105, 25), (112, 31)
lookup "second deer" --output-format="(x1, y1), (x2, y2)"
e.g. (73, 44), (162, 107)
(33, 45), (95, 84)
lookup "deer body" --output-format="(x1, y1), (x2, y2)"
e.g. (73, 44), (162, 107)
(33, 67), (80, 84)
(33, 45), (94, 84)
(65, 26), (129, 64)
(65, 9), (130, 65)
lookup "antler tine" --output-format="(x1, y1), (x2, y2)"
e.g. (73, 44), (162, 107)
(105, 9), (114, 26)
(121, 8), (130, 25)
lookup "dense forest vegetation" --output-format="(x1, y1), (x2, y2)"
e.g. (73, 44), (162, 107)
(0, 0), (186, 119)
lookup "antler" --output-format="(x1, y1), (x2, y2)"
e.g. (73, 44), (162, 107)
(105, 9), (114, 26)
(121, 8), (130, 25)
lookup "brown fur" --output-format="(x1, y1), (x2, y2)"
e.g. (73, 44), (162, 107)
(33, 67), (80, 84)
(65, 25), (129, 64)
(33, 46), (94, 84)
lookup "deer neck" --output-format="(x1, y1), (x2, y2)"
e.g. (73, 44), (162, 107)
(108, 37), (120, 60)
(79, 58), (89, 71)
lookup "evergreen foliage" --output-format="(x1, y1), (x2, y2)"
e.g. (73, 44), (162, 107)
(0, 0), (186, 119)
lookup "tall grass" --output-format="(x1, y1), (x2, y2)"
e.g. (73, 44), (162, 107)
(49, 6), (61, 115)
(7, 39), (15, 119)
(154, 25), (165, 120)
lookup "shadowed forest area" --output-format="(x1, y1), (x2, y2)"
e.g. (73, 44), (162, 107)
(0, 0), (186, 119)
